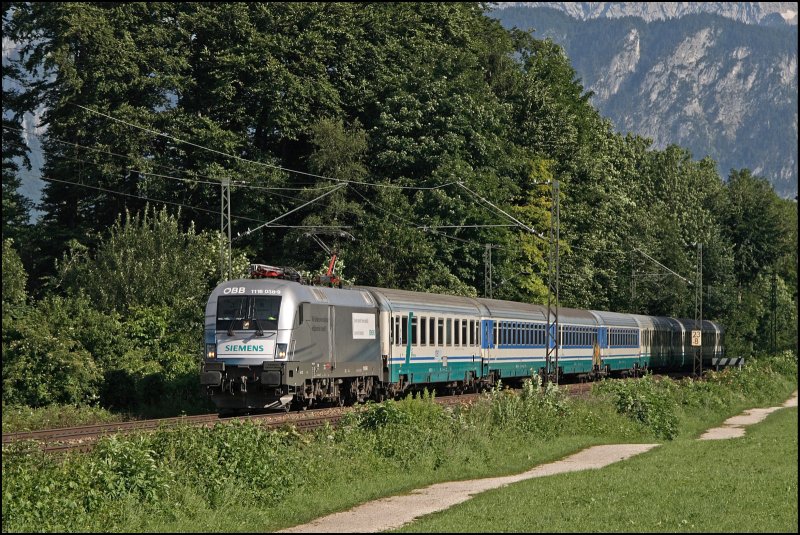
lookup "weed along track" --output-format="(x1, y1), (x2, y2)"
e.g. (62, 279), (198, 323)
(2, 380), (606, 454)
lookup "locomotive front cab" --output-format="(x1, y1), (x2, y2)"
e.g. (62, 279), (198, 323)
(201, 280), (297, 411)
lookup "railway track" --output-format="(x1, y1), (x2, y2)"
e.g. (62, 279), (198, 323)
(0, 376), (666, 455)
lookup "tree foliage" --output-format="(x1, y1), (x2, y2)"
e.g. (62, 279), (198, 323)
(1, 2), (796, 413)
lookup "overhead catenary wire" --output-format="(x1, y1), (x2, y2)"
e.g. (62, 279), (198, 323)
(23, 172), (350, 230)
(3, 124), (336, 191)
(233, 182), (348, 241)
(633, 247), (694, 286)
(455, 181), (547, 240)
(22, 112), (694, 286)
(71, 105), (456, 191)
(36, 148), (343, 206)
(347, 182), (502, 250)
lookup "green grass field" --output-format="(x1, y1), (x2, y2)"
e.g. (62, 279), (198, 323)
(3, 353), (796, 533)
(395, 406), (799, 533)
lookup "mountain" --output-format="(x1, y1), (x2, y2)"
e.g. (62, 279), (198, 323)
(489, 6), (798, 198)
(493, 2), (798, 25)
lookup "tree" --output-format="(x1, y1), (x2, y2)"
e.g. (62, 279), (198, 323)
(2, 239), (27, 308)
(52, 205), (245, 315)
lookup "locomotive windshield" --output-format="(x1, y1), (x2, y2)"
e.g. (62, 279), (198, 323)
(216, 296), (281, 332)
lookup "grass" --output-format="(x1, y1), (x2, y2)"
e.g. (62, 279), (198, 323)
(395, 406), (799, 533)
(107, 399), (655, 533)
(1, 403), (134, 433)
(2, 352), (796, 533)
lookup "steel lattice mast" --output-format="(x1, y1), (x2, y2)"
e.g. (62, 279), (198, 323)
(693, 242), (703, 377)
(220, 177), (232, 281)
(546, 180), (560, 384)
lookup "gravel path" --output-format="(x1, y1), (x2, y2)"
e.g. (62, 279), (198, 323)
(699, 390), (797, 440)
(278, 443), (660, 533)
(279, 390), (799, 533)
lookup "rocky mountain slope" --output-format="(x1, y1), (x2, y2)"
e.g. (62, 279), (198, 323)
(495, 2), (798, 25)
(490, 6), (798, 197)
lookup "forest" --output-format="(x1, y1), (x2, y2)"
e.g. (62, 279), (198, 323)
(2, 3), (797, 415)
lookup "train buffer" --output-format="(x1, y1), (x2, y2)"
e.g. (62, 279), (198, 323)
(710, 357), (745, 371)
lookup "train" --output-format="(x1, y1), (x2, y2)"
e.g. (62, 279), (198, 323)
(200, 268), (724, 413)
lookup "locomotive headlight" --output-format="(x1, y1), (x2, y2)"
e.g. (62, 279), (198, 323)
(276, 343), (288, 359)
(206, 344), (216, 359)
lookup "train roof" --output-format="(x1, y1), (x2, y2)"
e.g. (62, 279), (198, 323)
(209, 278), (378, 308)
(206, 280), (723, 332)
(474, 297), (599, 325)
(358, 286), (482, 316)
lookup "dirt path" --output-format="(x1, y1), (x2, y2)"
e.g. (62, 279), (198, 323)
(278, 390), (798, 533)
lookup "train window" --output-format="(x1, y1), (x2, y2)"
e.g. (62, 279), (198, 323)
(468, 320), (474, 346)
(494, 323), (498, 346)
(461, 320), (468, 347)
(454, 319), (461, 346)
(401, 316), (409, 346)
(446, 318), (453, 346)
(411, 316), (418, 345)
(420, 316), (428, 346)
(475, 321), (480, 346)
(394, 316), (400, 346)
(430, 317), (436, 346)
(438, 319), (444, 347)
(218, 296), (283, 332)
(216, 296), (249, 331)
(251, 296), (282, 331)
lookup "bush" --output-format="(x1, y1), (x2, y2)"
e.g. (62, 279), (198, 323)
(481, 377), (571, 438)
(593, 375), (679, 440)
(339, 391), (454, 469)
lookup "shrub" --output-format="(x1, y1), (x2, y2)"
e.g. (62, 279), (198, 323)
(482, 376), (571, 438)
(593, 375), (679, 440)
